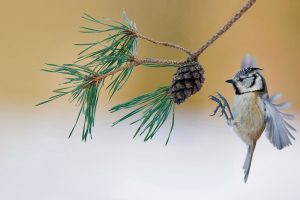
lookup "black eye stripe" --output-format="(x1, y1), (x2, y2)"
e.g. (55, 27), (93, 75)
(249, 74), (257, 87)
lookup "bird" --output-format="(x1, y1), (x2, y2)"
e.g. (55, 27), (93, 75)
(209, 54), (296, 182)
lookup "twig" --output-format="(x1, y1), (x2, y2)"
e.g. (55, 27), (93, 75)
(137, 57), (184, 66)
(90, 57), (184, 83)
(192, 0), (256, 58)
(135, 32), (193, 56)
(90, 64), (134, 83)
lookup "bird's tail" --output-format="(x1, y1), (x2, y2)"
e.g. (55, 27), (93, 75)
(243, 143), (256, 183)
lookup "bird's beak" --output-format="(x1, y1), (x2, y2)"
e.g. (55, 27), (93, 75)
(225, 79), (233, 84)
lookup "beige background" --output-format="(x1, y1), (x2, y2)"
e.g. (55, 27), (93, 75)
(0, 0), (300, 199)
(1, 0), (300, 108)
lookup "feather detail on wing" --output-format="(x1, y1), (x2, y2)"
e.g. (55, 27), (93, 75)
(261, 93), (296, 150)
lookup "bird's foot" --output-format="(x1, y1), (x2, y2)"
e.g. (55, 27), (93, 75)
(209, 92), (234, 124)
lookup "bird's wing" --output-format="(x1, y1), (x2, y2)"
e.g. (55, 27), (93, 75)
(261, 93), (296, 150)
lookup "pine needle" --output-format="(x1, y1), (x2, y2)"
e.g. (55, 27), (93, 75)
(110, 86), (176, 144)
(75, 12), (138, 99)
(77, 14), (136, 70)
(38, 12), (138, 140)
(37, 63), (104, 141)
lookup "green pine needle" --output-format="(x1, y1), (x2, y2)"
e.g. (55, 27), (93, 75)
(38, 12), (139, 141)
(70, 81), (103, 141)
(106, 66), (133, 99)
(76, 12), (138, 99)
(110, 86), (176, 145)
(37, 63), (104, 141)
(77, 11), (137, 100)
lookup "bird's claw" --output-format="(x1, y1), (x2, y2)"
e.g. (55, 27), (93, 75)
(209, 94), (226, 117)
(216, 92), (230, 108)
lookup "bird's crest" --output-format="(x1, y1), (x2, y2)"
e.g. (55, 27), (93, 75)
(240, 53), (256, 69)
(235, 54), (261, 78)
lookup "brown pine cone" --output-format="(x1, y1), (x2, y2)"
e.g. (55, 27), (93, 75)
(168, 60), (205, 104)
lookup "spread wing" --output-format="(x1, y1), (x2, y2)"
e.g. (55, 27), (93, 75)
(261, 93), (296, 150)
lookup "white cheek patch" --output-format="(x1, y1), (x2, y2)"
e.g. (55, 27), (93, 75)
(249, 75), (263, 92)
(236, 82), (247, 94)
(235, 73), (264, 94)
(244, 77), (255, 88)
(255, 75), (262, 87)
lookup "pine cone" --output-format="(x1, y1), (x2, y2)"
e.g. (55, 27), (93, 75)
(168, 60), (205, 104)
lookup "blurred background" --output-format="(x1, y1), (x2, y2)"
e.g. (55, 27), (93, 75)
(0, 0), (299, 199)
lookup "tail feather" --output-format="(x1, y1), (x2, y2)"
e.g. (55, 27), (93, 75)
(243, 144), (256, 183)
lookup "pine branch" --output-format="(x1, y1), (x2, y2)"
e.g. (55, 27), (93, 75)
(110, 86), (175, 145)
(39, 0), (257, 143)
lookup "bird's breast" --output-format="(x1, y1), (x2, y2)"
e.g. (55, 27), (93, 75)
(232, 93), (266, 145)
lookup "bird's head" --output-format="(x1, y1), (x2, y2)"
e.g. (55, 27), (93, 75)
(226, 54), (267, 95)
